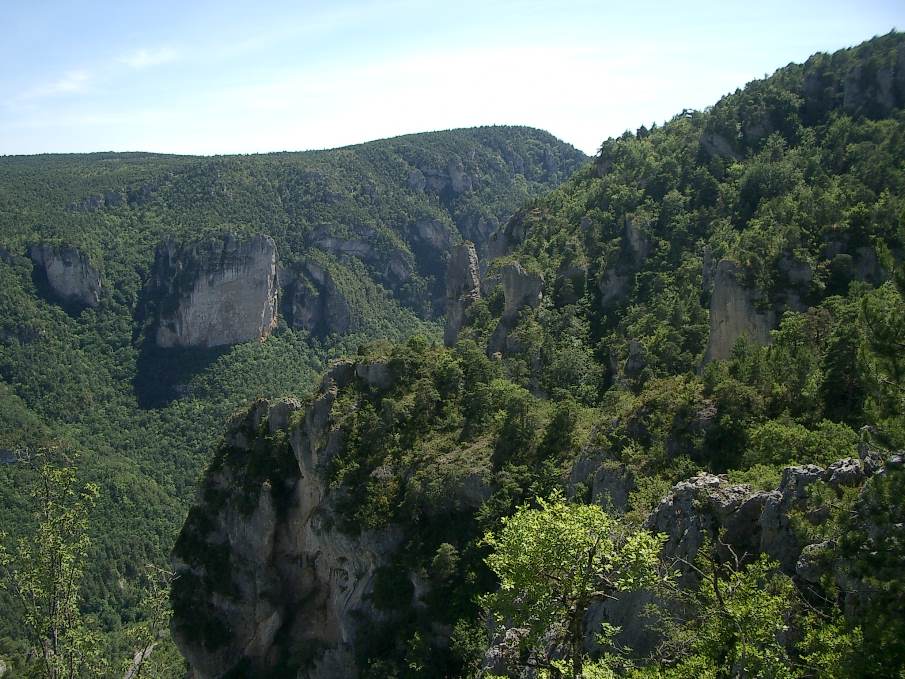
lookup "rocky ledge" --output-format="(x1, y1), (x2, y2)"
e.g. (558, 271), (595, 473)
(593, 449), (899, 655)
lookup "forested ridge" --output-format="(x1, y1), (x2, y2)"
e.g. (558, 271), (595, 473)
(172, 33), (905, 678)
(0, 126), (585, 670)
(3, 30), (905, 679)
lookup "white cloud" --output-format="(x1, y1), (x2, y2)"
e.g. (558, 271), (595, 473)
(200, 44), (673, 154)
(120, 47), (179, 69)
(20, 69), (92, 100)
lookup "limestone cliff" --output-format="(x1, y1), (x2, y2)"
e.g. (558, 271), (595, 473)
(500, 261), (543, 318)
(28, 244), (101, 310)
(443, 242), (480, 346)
(172, 363), (411, 678)
(287, 261), (352, 338)
(173, 357), (900, 677)
(407, 157), (473, 198)
(596, 212), (653, 309)
(487, 260), (544, 355)
(703, 259), (775, 363)
(146, 234), (278, 349)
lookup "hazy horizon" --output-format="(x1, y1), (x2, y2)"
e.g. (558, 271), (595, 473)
(2, 0), (903, 157)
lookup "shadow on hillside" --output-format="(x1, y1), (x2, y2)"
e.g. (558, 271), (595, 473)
(133, 343), (228, 409)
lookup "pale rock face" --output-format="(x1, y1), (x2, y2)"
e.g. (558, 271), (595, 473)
(598, 268), (629, 307)
(567, 455), (635, 512)
(310, 223), (417, 287)
(411, 158), (473, 196)
(150, 234), (278, 349)
(311, 230), (375, 260)
(28, 244), (101, 309)
(699, 131), (741, 161)
(703, 259), (775, 363)
(354, 361), (393, 390)
(595, 214), (650, 309)
(412, 218), (454, 252)
(444, 242), (481, 346)
(842, 45), (903, 116)
(488, 212), (530, 260)
(501, 261), (543, 318)
(623, 214), (652, 261)
(783, 257), (813, 284)
(447, 158), (472, 194)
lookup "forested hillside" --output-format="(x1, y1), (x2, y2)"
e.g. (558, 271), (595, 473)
(169, 33), (905, 678)
(0, 126), (585, 665)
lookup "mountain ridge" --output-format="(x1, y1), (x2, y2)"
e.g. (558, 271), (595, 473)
(0, 124), (586, 665)
(170, 32), (905, 678)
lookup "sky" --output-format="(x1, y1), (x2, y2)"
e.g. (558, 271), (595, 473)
(1, 1), (903, 157)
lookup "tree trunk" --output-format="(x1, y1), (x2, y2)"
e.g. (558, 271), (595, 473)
(570, 606), (585, 679)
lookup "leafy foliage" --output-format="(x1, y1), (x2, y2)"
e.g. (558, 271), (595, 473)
(0, 126), (583, 659)
(482, 492), (666, 678)
(0, 460), (104, 678)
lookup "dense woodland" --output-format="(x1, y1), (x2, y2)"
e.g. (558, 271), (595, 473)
(2, 31), (905, 679)
(0, 127), (583, 671)
(169, 33), (905, 679)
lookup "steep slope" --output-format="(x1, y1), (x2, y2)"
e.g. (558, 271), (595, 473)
(0, 126), (585, 652)
(173, 34), (905, 678)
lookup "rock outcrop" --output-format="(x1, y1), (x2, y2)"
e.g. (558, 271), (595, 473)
(486, 260), (544, 355)
(146, 234), (278, 349)
(590, 453), (892, 656)
(596, 213), (651, 308)
(171, 355), (500, 677)
(623, 214), (652, 262)
(703, 259), (775, 363)
(842, 41), (905, 117)
(568, 455), (635, 512)
(699, 130), (741, 161)
(171, 363), (415, 678)
(598, 268), (630, 307)
(444, 242), (481, 346)
(407, 158), (473, 197)
(68, 183), (156, 212)
(488, 210), (532, 261)
(28, 244), (102, 310)
(287, 261), (352, 338)
(501, 262), (543, 318)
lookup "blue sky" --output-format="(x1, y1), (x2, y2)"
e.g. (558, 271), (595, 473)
(1, 1), (902, 156)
